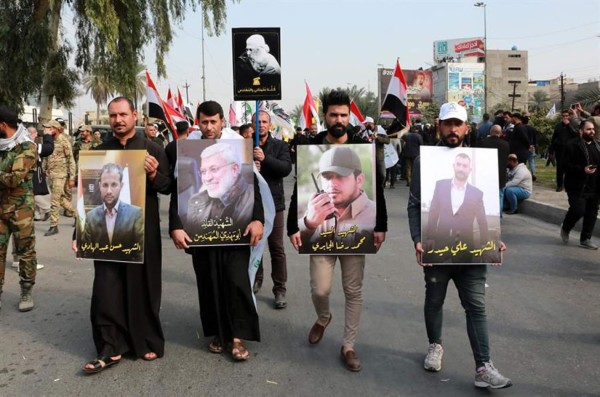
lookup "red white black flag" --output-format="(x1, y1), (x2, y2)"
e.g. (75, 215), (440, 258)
(381, 59), (410, 126)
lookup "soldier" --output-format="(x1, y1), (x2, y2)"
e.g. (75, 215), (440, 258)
(56, 118), (75, 217)
(43, 119), (76, 236)
(73, 125), (97, 163)
(0, 106), (39, 312)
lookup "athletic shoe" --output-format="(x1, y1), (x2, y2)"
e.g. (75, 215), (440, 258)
(424, 343), (443, 372)
(474, 362), (512, 389)
(580, 239), (599, 250)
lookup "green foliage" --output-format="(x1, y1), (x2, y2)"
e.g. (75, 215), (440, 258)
(46, 44), (80, 109)
(0, 0), (50, 111)
(529, 90), (551, 113)
(572, 88), (600, 109)
(316, 85), (379, 123)
(418, 102), (441, 124)
(529, 111), (559, 154)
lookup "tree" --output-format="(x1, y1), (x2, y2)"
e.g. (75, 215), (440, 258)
(82, 66), (115, 124)
(529, 90), (551, 113)
(572, 88), (600, 109)
(0, 0), (236, 121)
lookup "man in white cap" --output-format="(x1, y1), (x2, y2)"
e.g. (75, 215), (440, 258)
(406, 102), (512, 389)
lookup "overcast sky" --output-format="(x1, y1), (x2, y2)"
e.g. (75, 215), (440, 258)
(67, 0), (599, 121)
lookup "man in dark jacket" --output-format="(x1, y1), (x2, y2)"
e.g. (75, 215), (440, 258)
(287, 90), (388, 372)
(560, 119), (600, 249)
(401, 127), (423, 187)
(481, 125), (510, 213)
(252, 110), (292, 308)
(550, 110), (579, 191)
(508, 113), (530, 164)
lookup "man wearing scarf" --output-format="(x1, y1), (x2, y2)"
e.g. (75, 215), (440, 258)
(0, 106), (38, 312)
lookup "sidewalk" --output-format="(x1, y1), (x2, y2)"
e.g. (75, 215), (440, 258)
(519, 183), (600, 238)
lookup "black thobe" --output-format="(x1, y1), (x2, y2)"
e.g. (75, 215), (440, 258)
(91, 134), (171, 358)
(167, 140), (264, 344)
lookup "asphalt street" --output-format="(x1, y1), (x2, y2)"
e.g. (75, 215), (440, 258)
(1, 175), (599, 396)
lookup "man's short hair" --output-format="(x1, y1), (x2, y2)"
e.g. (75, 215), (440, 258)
(99, 163), (124, 182)
(201, 142), (241, 167)
(197, 101), (224, 120)
(502, 111), (512, 117)
(252, 110), (271, 122)
(175, 121), (189, 133)
(483, 113), (490, 121)
(508, 154), (518, 162)
(108, 97), (135, 112)
(322, 90), (350, 115)
(455, 152), (471, 164)
(0, 105), (19, 129)
(239, 124), (253, 135)
(580, 119), (595, 131)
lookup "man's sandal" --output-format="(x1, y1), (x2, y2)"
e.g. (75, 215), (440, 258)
(208, 338), (224, 354)
(231, 340), (249, 361)
(82, 355), (121, 374)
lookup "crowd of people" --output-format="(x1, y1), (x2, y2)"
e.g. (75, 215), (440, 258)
(3, 93), (600, 390)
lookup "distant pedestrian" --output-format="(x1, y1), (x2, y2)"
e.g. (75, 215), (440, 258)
(560, 119), (600, 249)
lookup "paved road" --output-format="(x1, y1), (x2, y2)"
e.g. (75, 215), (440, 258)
(1, 176), (599, 396)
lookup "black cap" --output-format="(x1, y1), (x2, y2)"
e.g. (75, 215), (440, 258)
(0, 106), (19, 125)
(175, 121), (189, 133)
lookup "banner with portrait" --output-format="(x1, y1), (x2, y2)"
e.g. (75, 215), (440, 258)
(76, 150), (146, 263)
(296, 144), (377, 255)
(177, 139), (254, 246)
(420, 147), (501, 264)
(232, 27), (281, 101)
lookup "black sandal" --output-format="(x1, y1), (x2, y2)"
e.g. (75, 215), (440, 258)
(82, 355), (121, 374)
(208, 337), (224, 354)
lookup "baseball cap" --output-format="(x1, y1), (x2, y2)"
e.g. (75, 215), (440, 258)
(439, 102), (468, 122)
(80, 125), (92, 132)
(55, 117), (66, 125)
(42, 120), (62, 129)
(319, 146), (362, 177)
(0, 106), (19, 125)
(363, 116), (374, 124)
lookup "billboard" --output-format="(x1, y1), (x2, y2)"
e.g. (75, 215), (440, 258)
(434, 37), (485, 62)
(378, 68), (433, 116)
(447, 62), (485, 122)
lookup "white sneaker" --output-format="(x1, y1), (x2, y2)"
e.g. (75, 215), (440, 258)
(11, 263), (44, 270)
(474, 361), (512, 389)
(11, 261), (19, 268)
(424, 343), (443, 372)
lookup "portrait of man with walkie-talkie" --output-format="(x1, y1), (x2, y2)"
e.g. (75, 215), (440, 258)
(296, 145), (378, 255)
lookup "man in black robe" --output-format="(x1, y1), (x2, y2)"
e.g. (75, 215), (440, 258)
(73, 97), (171, 373)
(168, 101), (264, 361)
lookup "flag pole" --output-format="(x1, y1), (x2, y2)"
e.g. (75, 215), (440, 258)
(254, 100), (260, 147)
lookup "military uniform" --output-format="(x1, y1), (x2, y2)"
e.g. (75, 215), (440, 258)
(44, 133), (76, 227)
(0, 139), (38, 304)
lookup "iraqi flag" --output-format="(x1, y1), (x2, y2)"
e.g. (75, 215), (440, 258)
(299, 81), (320, 130)
(146, 71), (171, 129)
(350, 99), (365, 126)
(381, 59), (410, 127)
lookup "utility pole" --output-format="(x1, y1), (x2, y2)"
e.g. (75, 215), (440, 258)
(560, 73), (565, 110)
(201, 18), (206, 102)
(184, 80), (191, 104)
(510, 82), (518, 111)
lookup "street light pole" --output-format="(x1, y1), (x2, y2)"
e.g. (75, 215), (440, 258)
(474, 2), (487, 115)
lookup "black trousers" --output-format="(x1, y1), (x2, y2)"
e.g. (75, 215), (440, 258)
(562, 192), (599, 242)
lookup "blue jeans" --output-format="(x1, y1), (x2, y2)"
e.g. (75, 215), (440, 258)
(504, 186), (531, 211)
(424, 265), (489, 368)
(527, 151), (536, 174)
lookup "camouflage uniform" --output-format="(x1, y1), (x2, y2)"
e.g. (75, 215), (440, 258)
(0, 140), (38, 294)
(44, 133), (76, 226)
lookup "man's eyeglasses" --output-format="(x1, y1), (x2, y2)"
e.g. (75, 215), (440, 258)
(200, 163), (233, 177)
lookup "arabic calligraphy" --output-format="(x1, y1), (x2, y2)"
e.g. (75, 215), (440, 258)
(426, 240), (497, 257)
(201, 217), (233, 229)
(310, 225), (366, 252)
(193, 229), (243, 243)
(80, 242), (142, 255)
(237, 85), (278, 94)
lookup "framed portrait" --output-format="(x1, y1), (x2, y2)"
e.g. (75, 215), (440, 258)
(176, 138), (254, 246)
(296, 144), (377, 255)
(76, 150), (146, 263)
(420, 146), (502, 264)
(232, 27), (281, 101)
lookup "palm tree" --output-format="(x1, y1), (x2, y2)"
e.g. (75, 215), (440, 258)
(114, 63), (147, 112)
(529, 90), (551, 113)
(82, 68), (114, 124)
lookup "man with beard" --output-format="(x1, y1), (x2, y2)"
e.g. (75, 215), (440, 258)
(251, 110), (292, 309)
(169, 100), (264, 362)
(0, 106), (38, 312)
(550, 110), (579, 192)
(73, 97), (171, 373)
(287, 90), (388, 372)
(560, 119), (600, 249)
(407, 102), (511, 389)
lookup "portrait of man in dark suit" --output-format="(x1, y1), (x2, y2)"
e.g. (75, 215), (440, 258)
(424, 152), (489, 263)
(79, 163), (144, 262)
